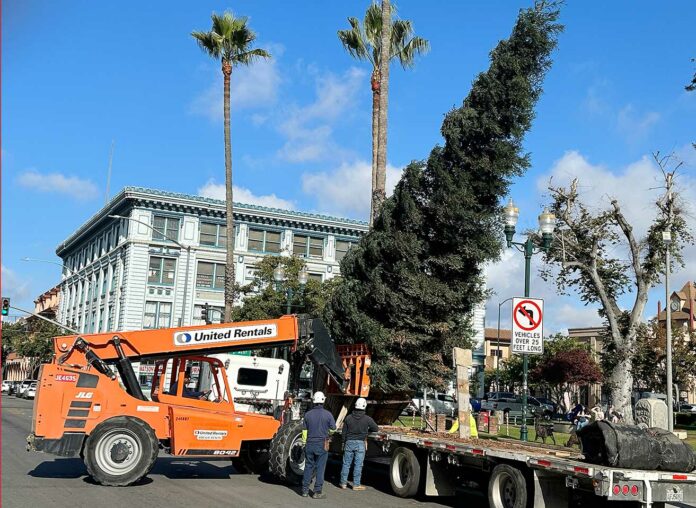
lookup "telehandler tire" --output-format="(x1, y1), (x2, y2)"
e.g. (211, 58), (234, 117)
(84, 416), (158, 486)
(268, 420), (305, 485)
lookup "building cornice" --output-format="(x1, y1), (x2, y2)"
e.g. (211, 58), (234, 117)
(57, 186), (369, 256)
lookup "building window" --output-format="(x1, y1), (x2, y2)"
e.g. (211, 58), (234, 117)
(308, 273), (323, 282)
(148, 256), (176, 285)
(107, 305), (114, 331)
(294, 234), (324, 259)
(199, 222), (227, 248)
(248, 228), (281, 253)
(152, 215), (180, 242)
(111, 264), (118, 292)
(90, 311), (97, 333)
(196, 261), (225, 290)
(143, 301), (172, 329)
(100, 270), (107, 296)
(335, 240), (354, 262)
(193, 304), (225, 325)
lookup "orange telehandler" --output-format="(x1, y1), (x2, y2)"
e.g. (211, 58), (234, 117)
(27, 314), (370, 486)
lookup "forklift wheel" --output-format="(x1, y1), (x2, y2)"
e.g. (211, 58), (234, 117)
(232, 442), (270, 474)
(84, 416), (158, 487)
(268, 420), (305, 485)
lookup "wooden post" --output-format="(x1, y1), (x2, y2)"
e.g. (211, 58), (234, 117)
(454, 347), (472, 439)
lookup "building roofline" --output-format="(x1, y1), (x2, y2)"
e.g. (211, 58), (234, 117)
(56, 186), (369, 256)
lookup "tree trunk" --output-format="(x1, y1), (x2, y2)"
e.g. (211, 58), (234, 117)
(374, 0), (391, 222)
(370, 69), (380, 226)
(609, 349), (634, 424)
(223, 60), (236, 322)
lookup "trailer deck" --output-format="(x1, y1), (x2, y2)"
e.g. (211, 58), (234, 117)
(368, 427), (696, 507)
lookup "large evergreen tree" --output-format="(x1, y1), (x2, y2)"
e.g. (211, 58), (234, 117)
(327, 2), (562, 392)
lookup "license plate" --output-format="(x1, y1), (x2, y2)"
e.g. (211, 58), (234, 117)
(666, 486), (684, 502)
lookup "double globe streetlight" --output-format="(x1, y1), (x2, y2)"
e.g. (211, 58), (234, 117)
(273, 264), (309, 315)
(503, 198), (556, 442)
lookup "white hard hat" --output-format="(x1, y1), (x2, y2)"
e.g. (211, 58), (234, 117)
(355, 398), (367, 410)
(313, 391), (326, 404)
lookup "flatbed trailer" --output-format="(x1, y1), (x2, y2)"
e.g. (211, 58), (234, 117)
(364, 428), (696, 508)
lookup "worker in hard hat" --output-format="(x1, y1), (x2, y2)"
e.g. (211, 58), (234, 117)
(301, 391), (336, 499)
(339, 397), (379, 491)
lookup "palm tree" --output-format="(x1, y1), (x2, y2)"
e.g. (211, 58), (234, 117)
(192, 12), (270, 322)
(338, 1), (429, 225)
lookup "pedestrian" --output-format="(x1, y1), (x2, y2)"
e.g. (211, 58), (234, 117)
(301, 391), (336, 499)
(339, 397), (379, 491)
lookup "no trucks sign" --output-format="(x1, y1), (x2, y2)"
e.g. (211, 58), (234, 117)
(511, 297), (544, 355)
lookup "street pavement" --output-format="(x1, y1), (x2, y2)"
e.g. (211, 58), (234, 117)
(2, 396), (478, 508)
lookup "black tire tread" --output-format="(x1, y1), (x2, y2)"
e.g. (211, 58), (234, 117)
(487, 463), (530, 508)
(268, 420), (304, 485)
(83, 416), (158, 487)
(389, 446), (421, 498)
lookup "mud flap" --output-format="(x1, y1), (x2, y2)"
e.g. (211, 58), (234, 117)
(533, 470), (569, 508)
(424, 454), (456, 496)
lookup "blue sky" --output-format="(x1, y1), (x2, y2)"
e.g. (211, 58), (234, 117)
(3, 1), (695, 331)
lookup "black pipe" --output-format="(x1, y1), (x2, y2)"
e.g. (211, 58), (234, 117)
(112, 336), (146, 401)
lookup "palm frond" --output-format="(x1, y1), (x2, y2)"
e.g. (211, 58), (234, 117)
(364, 2), (383, 47)
(393, 35), (429, 69)
(338, 17), (371, 64)
(234, 47), (271, 66)
(191, 30), (222, 58)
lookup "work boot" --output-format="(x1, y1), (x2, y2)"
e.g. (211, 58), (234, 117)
(312, 491), (326, 499)
(352, 485), (366, 491)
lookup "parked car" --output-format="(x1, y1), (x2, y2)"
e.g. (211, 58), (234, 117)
(679, 403), (696, 414)
(409, 391), (457, 416)
(16, 380), (33, 398)
(1, 380), (11, 394)
(481, 394), (553, 416)
(23, 381), (37, 399)
(534, 397), (559, 414)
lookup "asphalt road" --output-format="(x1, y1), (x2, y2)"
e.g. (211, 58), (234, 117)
(2, 396), (478, 508)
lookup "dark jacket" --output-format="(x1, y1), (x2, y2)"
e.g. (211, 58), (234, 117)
(342, 410), (379, 444)
(303, 405), (337, 444)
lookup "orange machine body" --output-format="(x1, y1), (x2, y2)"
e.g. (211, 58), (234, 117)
(30, 315), (369, 459)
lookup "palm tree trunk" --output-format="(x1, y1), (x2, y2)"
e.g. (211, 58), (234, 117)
(370, 69), (380, 226)
(223, 60), (236, 322)
(374, 0), (391, 221)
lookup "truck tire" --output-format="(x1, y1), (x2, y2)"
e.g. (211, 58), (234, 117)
(83, 416), (158, 487)
(488, 464), (530, 508)
(268, 420), (305, 485)
(389, 446), (421, 498)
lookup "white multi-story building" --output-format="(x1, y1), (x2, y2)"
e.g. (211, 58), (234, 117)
(56, 186), (368, 333)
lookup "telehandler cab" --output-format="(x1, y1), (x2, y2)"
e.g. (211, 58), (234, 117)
(27, 315), (370, 486)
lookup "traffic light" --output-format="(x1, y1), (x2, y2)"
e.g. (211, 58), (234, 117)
(1, 297), (10, 316)
(202, 303), (211, 325)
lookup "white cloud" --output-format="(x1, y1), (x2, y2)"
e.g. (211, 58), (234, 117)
(189, 44), (283, 120)
(277, 67), (366, 163)
(1, 265), (31, 301)
(198, 179), (294, 210)
(617, 104), (660, 142)
(17, 169), (98, 201)
(301, 159), (402, 218)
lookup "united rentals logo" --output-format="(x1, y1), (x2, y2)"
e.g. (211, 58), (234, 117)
(173, 324), (277, 346)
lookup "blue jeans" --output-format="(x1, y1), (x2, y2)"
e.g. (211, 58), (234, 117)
(302, 442), (328, 493)
(340, 440), (366, 487)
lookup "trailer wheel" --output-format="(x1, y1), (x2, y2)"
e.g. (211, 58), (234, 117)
(389, 446), (421, 498)
(268, 420), (305, 485)
(488, 464), (530, 508)
(84, 416), (158, 487)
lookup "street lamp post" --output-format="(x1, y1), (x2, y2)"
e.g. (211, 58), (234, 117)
(503, 198), (556, 442)
(496, 297), (514, 392)
(108, 215), (192, 327)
